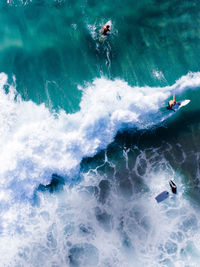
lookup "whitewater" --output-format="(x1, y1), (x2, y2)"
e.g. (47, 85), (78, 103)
(0, 72), (200, 266)
(1, 71), (200, 199)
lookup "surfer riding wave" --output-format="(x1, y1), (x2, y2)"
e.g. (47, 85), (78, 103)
(167, 94), (180, 112)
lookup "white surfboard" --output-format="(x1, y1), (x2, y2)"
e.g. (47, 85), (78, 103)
(99, 20), (112, 42)
(173, 99), (190, 111)
(105, 20), (112, 29)
(179, 99), (190, 107)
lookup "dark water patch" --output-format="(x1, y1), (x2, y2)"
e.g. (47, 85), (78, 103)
(136, 157), (147, 177)
(185, 188), (200, 208)
(68, 243), (99, 267)
(113, 169), (133, 199)
(115, 109), (200, 151)
(95, 207), (112, 232)
(96, 162), (115, 177)
(81, 150), (106, 173)
(64, 222), (75, 238)
(118, 217), (135, 254)
(181, 153), (198, 182)
(79, 223), (94, 236)
(38, 173), (65, 193)
(126, 148), (141, 170)
(98, 180), (110, 204)
(117, 177), (133, 199)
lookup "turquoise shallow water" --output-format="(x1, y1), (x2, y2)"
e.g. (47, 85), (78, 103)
(1, 1), (200, 266)
(1, 1), (200, 110)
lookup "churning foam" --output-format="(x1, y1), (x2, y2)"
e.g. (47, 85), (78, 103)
(0, 72), (200, 265)
(0, 72), (200, 201)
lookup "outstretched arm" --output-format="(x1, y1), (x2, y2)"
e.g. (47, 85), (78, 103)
(173, 93), (175, 102)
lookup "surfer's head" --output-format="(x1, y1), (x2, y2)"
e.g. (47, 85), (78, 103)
(106, 25), (110, 30)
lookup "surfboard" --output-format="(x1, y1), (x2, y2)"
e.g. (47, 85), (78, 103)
(155, 191), (169, 203)
(105, 20), (112, 29)
(172, 99), (190, 111)
(99, 20), (112, 42)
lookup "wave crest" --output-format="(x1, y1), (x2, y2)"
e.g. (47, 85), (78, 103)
(0, 72), (200, 200)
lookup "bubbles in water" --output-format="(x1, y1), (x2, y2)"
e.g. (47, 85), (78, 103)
(68, 243), (99, 267)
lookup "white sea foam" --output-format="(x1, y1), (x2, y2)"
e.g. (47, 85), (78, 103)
(0, 72), (200, 265)
(1, 144), (200, 267)
(0, 72), (200, 201)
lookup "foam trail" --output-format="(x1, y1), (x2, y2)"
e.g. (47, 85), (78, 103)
(0, 72), (200, 201)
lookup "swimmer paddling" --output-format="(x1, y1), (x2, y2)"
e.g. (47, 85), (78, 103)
(101, 24), (111, 35)
(97, 22), (111, 35)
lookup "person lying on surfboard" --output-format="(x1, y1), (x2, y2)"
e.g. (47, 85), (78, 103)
(167, 94), (180, 111)
(101, 24), (111, 35)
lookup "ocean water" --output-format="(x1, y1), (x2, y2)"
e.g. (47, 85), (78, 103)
(1, 0), (200, 266)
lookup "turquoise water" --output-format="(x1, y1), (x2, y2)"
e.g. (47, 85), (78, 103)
(1, 1), (200, 110)
(0, 1), (200, 266)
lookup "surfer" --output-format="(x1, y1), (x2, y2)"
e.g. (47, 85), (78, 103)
(101, 24), (111, 35)
(169, 180), (177, 194)
(167, 94), (180, 111)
